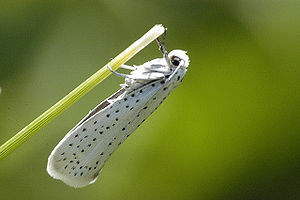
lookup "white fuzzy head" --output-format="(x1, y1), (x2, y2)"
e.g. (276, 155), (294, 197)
(168, 50), (190, 68)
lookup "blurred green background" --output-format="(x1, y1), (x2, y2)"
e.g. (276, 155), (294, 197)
(1, 0), (300, 199)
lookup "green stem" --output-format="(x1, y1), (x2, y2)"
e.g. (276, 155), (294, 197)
(0, 24), (165, 160)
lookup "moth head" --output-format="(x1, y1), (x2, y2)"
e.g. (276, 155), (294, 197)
(168, 50), (190, 68)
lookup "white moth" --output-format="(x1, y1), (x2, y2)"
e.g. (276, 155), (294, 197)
(47, 35), (190, 188)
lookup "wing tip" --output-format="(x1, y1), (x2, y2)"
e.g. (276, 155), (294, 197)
(47, 154), (97, 188)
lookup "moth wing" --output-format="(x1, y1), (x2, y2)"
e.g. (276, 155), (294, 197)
(129, 67), (187, 131)
(47, 89), (126, 187)
(47, 80), (165, 187)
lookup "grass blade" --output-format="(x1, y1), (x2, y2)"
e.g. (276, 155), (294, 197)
(0, 24), (165, 160)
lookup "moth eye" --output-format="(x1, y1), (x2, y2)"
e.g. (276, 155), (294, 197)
(171, 56), (181, 66)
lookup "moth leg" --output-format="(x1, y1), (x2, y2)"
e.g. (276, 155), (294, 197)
(120, 64), (136, 71)
(156, 29), (168, 56)
(107, 65), (164, 81)
(107, 65), (129, 78)
(156, 29), (172, 68)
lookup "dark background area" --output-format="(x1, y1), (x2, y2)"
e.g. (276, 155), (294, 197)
(0, 1), (299, 199)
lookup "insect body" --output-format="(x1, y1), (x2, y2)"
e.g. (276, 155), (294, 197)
(47, 36), (190, 188)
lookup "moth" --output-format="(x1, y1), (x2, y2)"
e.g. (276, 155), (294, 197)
(47, 32), (190, 187)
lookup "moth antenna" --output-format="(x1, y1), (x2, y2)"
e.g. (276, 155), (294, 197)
(107, 65), (129, 78)
(167, 64), (181, 81)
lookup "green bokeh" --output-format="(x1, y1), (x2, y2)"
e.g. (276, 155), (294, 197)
(0, 1), (299, 199)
